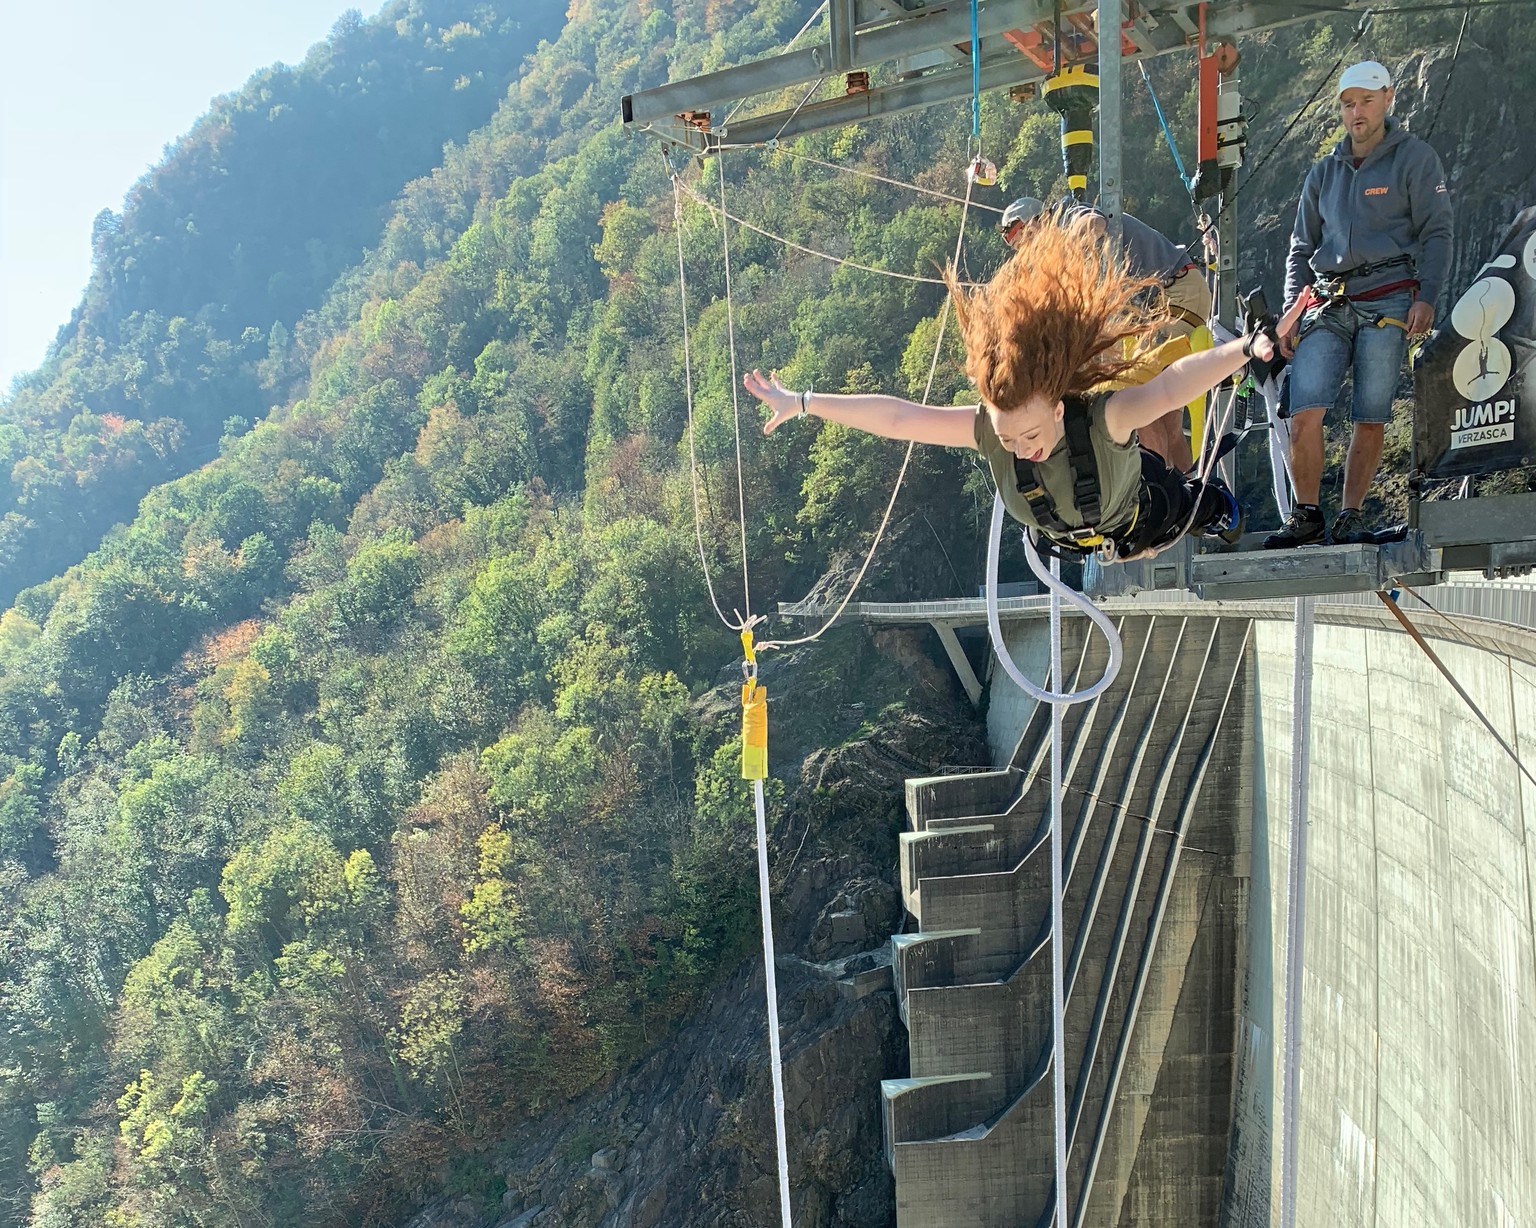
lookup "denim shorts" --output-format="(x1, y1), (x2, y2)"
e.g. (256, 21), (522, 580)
(1287, 291), (1413, 425)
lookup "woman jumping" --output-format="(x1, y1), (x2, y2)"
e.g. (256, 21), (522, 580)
(745, 212), (1302, 562)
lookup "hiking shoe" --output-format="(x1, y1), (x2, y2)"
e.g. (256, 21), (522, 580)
(1202, 486), (1246, 545)
(1263, 504), (1325, 549)
(1330, 507), (1373, 545)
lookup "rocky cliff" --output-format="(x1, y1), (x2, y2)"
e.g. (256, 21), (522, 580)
(401, 625), (987, 1228)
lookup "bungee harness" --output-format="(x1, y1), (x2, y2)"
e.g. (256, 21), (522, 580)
(1298, 253), (1417, 338)
(1010, 403), (1244, 564)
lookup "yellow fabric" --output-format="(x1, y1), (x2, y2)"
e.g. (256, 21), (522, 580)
(741, 680), (768, 780)
(1097, 273), (1216, 438)
(1102, 334), (1192, 391)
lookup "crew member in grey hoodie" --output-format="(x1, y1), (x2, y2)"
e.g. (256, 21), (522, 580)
(1265, 59), (1454, 548)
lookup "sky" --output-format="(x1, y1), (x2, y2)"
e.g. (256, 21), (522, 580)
(0, 1), (371, 391)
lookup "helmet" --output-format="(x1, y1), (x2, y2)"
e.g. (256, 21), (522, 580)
(999, 196), (1047, 234)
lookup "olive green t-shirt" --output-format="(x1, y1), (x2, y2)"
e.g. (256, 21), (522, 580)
(973, 393), (1143, 534)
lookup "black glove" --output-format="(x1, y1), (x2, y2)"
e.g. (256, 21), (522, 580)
(1239, 287), (1286, 384)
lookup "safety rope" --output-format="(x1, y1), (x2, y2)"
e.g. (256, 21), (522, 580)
(720, 1), (829, 131)
(751, 770), (791, 1228)
(1253, 369), (1298, 519)
(1418, 0), (1472, 140)
(1139, 62), (1193, 193)
(685, 128), (983, 1225)
(756, 174), (981, 653)
(1172, 382), (1238, 546)
(717, 151), (755, 623)
(983, 502), (1125, 703)
(969, 0), (983, 140)
(1229, 10), (1374, 212)
(1379, 590), (1536, 789)
(739, 628), (790, 1228)
(769, 146), (1005, 214)
(771, 76), (828, 145)
(1399, 582), (1536, 693)
(672, 175), (749, 632)
(671, 178), (967, 286)
(1047, 551), (1068, 1228)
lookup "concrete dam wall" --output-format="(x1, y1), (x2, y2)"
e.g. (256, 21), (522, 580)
(886, 599), (1536, 1226)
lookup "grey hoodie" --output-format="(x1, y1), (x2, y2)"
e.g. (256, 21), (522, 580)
(1283, 116), (1454, 308)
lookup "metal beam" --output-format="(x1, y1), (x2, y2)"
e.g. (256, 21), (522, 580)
(932, 622), (984, 706)
(1205, 0), (1356, 37)
(830, 0), (858, 69)
(1098, 0), (1124, 236)
(716, 53), (1057, 149)
(1418, 492), (1536, 548)
(623, 0), (1362, 136)
(624, 0), (1061, 128)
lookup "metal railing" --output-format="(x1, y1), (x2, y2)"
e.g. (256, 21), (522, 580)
(779, 575), (1536, 632)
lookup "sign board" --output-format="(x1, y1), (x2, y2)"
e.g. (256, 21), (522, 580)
(1414, 206), (1536, 477)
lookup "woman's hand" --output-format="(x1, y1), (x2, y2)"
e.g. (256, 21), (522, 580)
(743, 369), (802, 435)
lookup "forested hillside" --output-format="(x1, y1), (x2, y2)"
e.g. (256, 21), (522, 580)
(0, 0), (568, 607)
(0, 0), (1528, 1225)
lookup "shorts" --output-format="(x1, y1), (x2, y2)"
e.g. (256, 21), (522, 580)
(1286, 291), (1413, 425)
(1161, 268), (1213, 339)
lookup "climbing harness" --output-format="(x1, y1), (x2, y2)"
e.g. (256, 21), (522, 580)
(1007, 389), (1244, 567)
(1011, 399), (1108, 552)
(1296, 267), (1415, 342)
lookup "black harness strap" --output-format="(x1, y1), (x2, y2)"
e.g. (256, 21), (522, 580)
(1012, 399), (1103, 549)
(1330, 253), (1413, 283)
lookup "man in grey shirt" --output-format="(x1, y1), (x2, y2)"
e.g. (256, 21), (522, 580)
(1002, 197), (1209, 471)
(1266, 59), (1453, 547)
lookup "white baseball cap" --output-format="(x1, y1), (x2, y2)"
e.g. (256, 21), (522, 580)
(1338, 60), (1391, 96)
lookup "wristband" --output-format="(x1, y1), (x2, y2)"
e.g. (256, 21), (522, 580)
(799, 385), (813, 418)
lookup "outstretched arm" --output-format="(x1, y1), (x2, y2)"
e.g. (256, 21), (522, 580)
(744, 370), (976, 450)
(1102, 295), (1306, 444)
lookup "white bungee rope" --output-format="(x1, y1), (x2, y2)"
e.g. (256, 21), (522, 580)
(983, 490), (1124, 704)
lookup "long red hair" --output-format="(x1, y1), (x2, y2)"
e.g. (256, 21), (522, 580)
(944, 209), (1169, 411)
